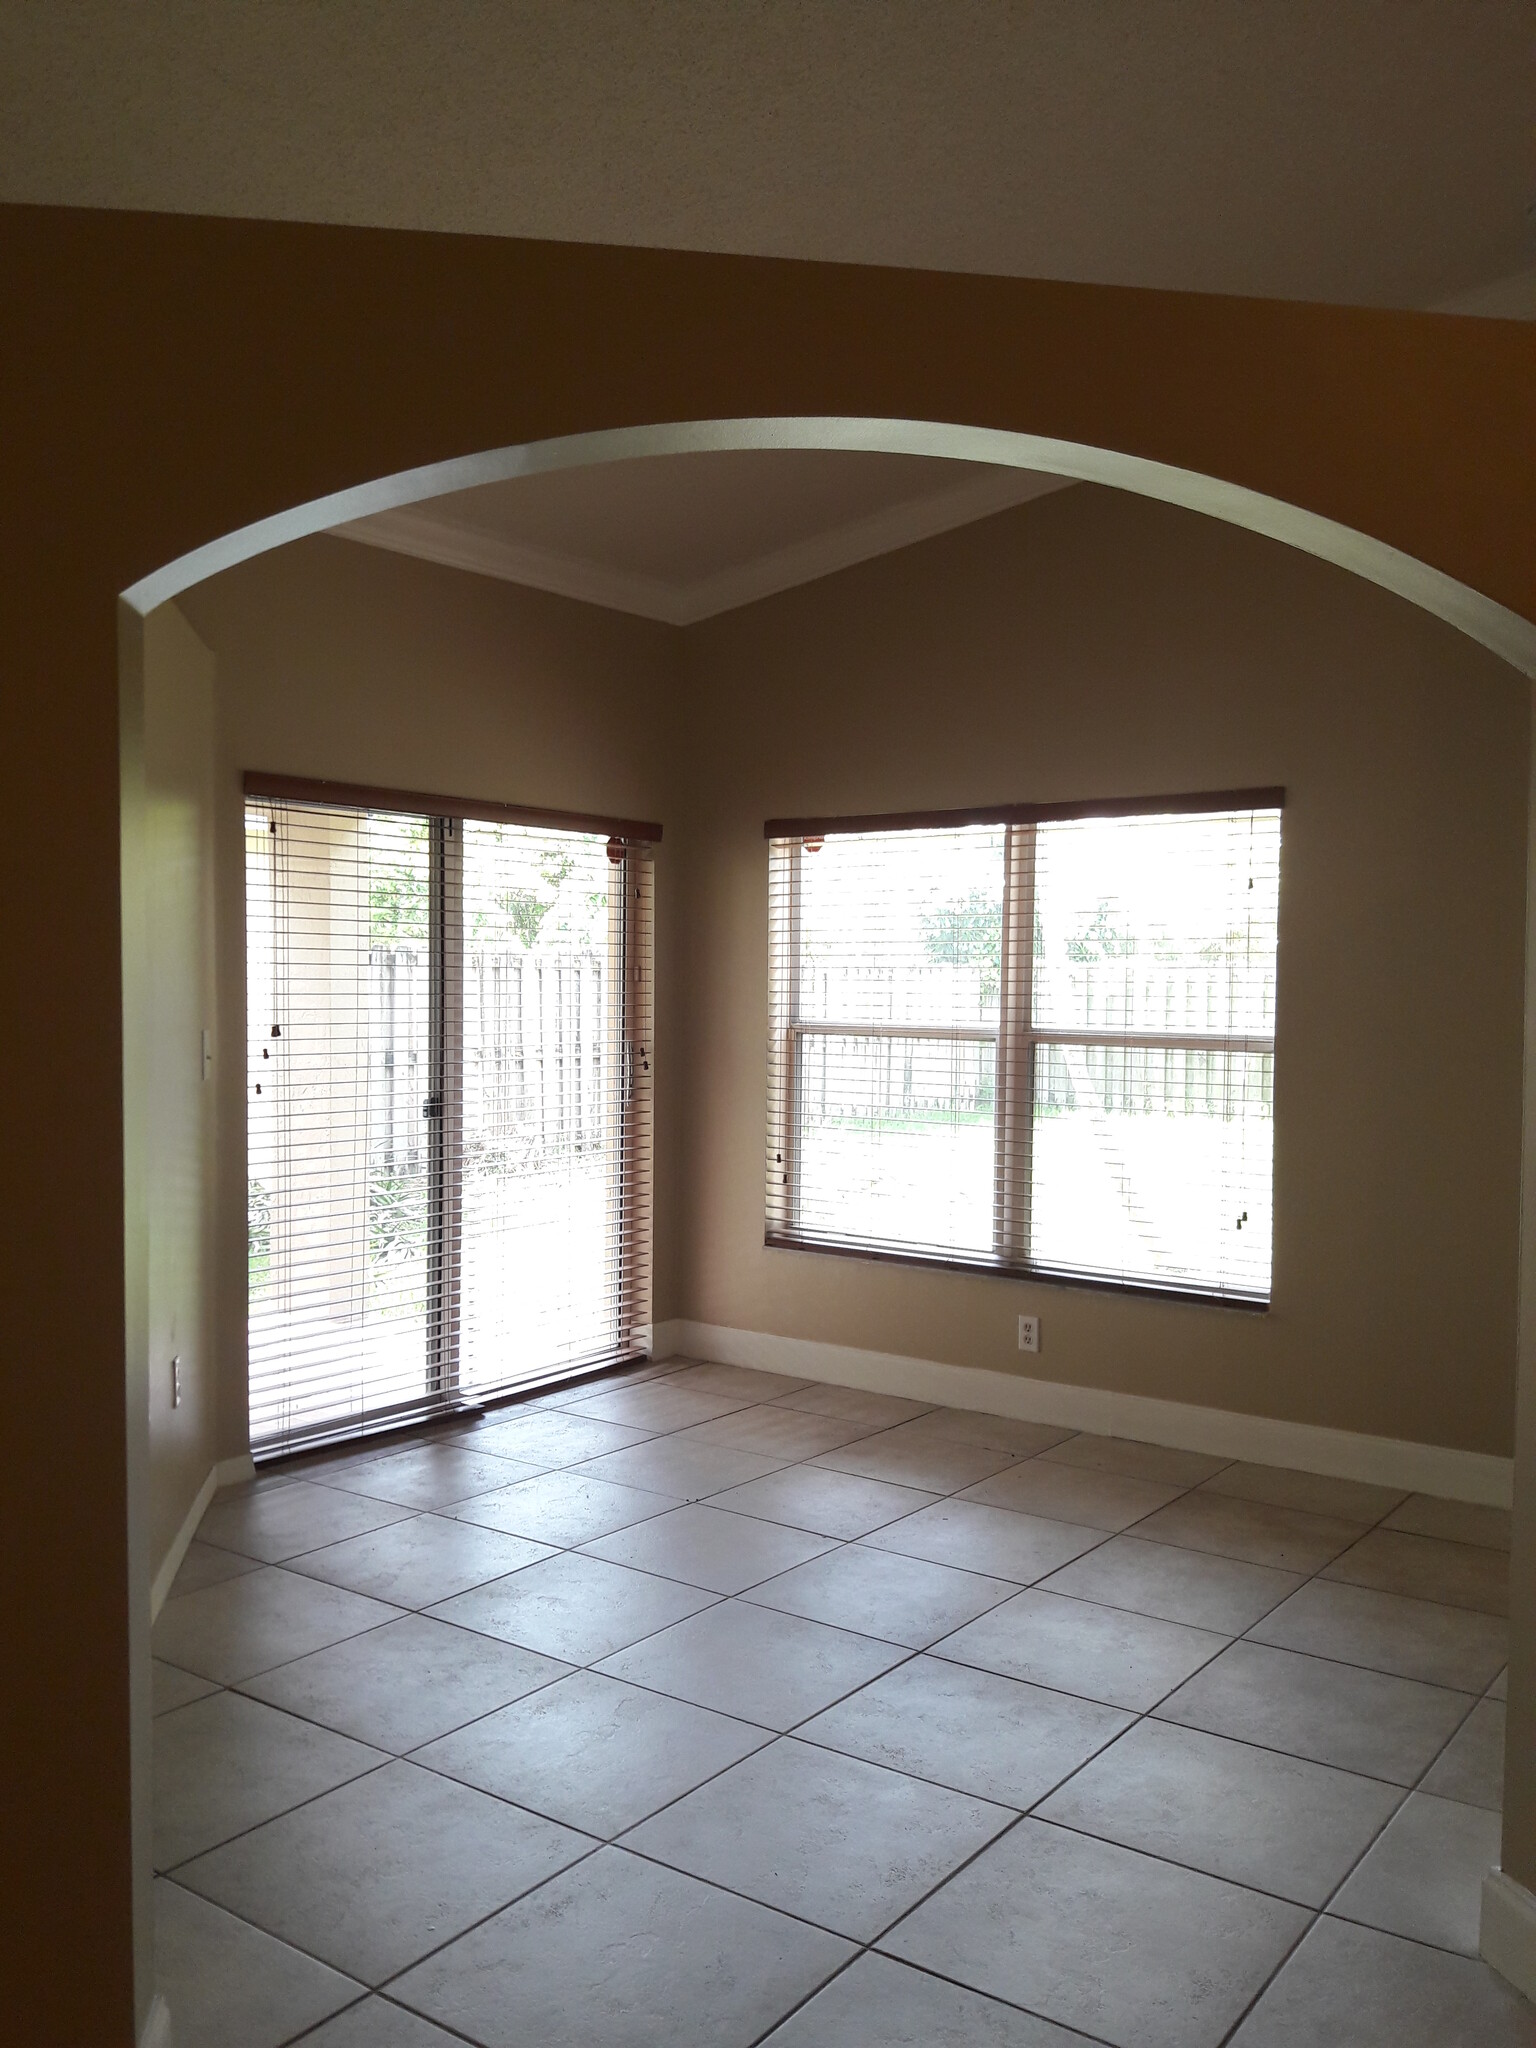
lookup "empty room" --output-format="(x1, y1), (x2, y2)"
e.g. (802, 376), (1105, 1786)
(3, 10), (1533, 2047)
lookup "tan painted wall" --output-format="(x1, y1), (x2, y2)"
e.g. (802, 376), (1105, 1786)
(142, 603), (221, 1568)
(178, 534), (683, 1456)
(674, 486), (1529, 1456)
(4, 206), (1531, 2042)
(183, 492), (1527, 1467)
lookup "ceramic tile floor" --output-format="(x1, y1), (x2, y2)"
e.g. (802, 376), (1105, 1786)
(151, 1356), (1528, 2048)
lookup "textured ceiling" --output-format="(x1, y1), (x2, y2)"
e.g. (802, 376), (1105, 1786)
(3, 1), (1532, 309)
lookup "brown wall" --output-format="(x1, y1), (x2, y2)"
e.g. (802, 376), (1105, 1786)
(1, 204), (1530, 2041)
(674, 486), (1529, 1454)
(179, 532), (685, 1456)
(143, 603), (221, 1567)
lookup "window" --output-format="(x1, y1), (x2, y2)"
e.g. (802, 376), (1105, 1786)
(766, 792), (1282, 1305)
(246, 774), (655, 1455)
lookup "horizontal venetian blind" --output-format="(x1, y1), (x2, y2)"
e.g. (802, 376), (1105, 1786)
(247, 788), (654, 1455)
(767, 796), (1281, 1305)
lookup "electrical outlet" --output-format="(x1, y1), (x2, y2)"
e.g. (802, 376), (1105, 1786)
(171, 1356), (182, 1408)
(1017, 1314), (1040, 1355)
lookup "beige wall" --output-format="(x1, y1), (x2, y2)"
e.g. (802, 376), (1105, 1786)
(143, 602), (221, 1567)
(674, 486), (1529, 1456)
(178, 535), (683, 1456)
(176, 490), (1527, 1466)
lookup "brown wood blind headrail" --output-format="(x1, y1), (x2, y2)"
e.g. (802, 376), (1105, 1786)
(244, 771), (662, 842)
(764, 788), (1286, 839)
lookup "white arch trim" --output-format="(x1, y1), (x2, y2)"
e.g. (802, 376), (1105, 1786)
(122, 417), (1536, 674)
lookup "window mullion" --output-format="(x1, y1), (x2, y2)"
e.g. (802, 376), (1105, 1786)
(995, 822), (1037, 1266)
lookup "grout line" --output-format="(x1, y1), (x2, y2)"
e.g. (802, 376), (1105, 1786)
(1204, 1486), (1500, 2041)
(164, 1359), (1512, 2040)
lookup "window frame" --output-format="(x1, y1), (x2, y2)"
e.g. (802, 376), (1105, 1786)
(765, 789), (1283, 1312)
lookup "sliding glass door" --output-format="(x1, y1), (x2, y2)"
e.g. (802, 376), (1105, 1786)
(246, 784), (654, 1456)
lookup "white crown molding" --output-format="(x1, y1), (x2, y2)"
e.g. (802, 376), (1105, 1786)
(330, 467), (1070, 624)
(330, 507), (692, 621)
(649, 1318), (1513, 1506)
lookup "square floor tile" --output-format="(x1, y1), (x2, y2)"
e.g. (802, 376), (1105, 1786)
(287, 1513), (552, 1608)
(710, 1465), (938, 1539)
(1321, 1528), (1508, 1615)
(1200, 1461), (1406, 1523)
(450, 1469), (668, 1546)
(415, 1669), (770, 1836)
(391, 1846), (853, 2048)
(316, 1444), (541, 1509)
(1422, 1697), (1505, 1810)
(154, 1878), (361, 2048)
(154, 1690), (384, 1868)
(1038, 1532), (1302, 1632)
(568, 1379), (761, 1429)
(196, 1481), (416, 1564)
(152, 1566), (403, 1684)
(1331, 1790), (1501, 1956)
(864, 1499), (1104, 1582)
(746, 1543), (1016, 1647)
(674, 1405), (875, 1460)
(884, 1408), (1076, 1458)
(216, 1466), (308, 1499)
(575, 1435), (788, 1501)
(882, 1818), (1307, 2048)
(624, 1737), (1012, 1941)
(1247, 1579), (1508, 1691)
(961, 1461), (1184, 1532)
(1227, 1913), (1533, 2047)
(813, 1430), (1018, 1494)
(1037, 1717), (1400, 1907)
(934, 1588), (1226, 1711)
(1383, 1493), (1513, 1551)
(520, 1358), (684, 1407)
(1154, 1639), (1475, 1783)
(581, 1502), (836, 1594)
(287, 1422), (469, 1477)
(761, 1951), (1087, 2047)
(461, 1408), (653, 1467)
(171, 1538), (263, 1595)
(673, 1361), (814, 1402)
(153, 1658), (220, 1716)
(429, 1551), (716, 1664)
(238, 1611), (570, 1751)
(772, 1383), (935, 1427)
(1041, 1433), (1231, 1488)
(299, 1998), (465, 2046)
(179, 1758), (592, 1984)
(596, 1598), (907, 1728)
(1133, 1490), (1362, 1572)
(799, 1653), (1131, 1808)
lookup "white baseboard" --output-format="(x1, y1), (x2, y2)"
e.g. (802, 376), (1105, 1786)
(651, 1319), (1511, 1507)
(139, 1991), (172, 2048)
(149, 1452), (259, 1620)
(1482, 1869), (1536, 2001)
